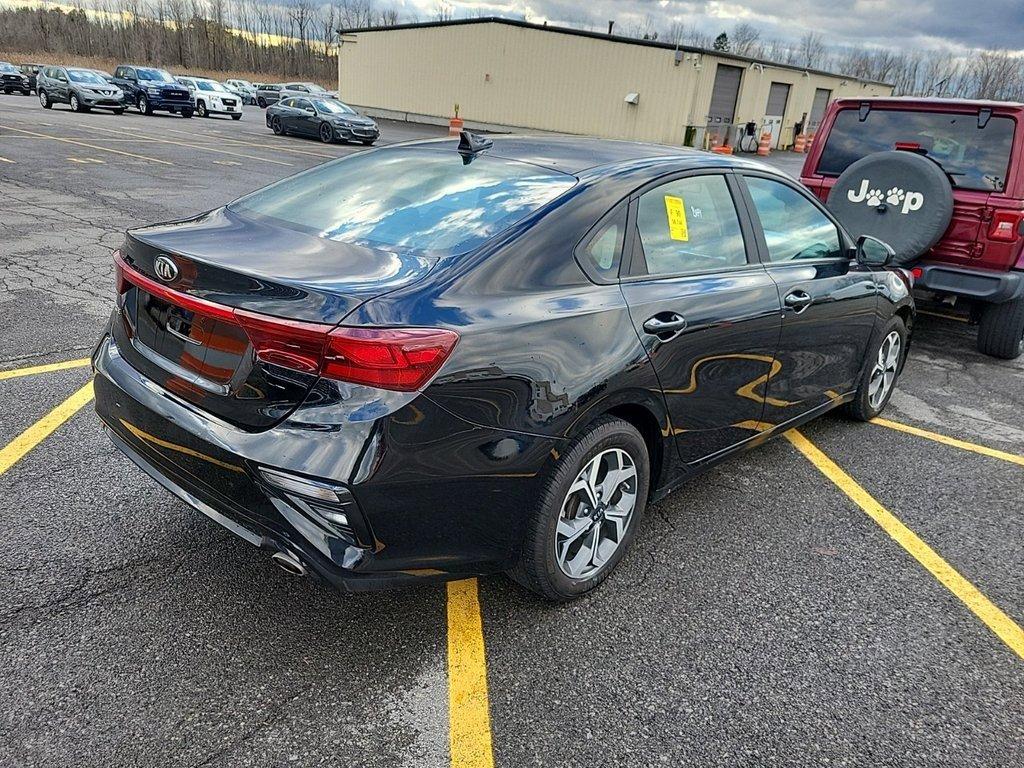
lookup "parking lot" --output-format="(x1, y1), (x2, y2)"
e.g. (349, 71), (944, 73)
(1, 92), (1023, 767)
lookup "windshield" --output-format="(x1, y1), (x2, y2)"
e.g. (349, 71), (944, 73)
(315, 100), (356, 115)
(137, 68), (174, 82)
(230, 147), (577, 256)
(68, 69), (107, 84)
(818, 108), (1016, 192)
(198, 80), (229, 92)
(0, 62), (18, 73)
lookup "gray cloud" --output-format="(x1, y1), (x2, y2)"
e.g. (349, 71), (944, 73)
(407, 0), (1024, 53)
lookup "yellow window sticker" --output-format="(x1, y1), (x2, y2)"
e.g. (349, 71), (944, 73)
(664, 195), (689, 241)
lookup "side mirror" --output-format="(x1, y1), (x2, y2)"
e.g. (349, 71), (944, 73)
(855, 235), (895, 267)
(305, 107), (316, 115)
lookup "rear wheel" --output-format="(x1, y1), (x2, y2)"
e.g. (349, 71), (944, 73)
(845, 316), (907, 421)
(257, 96), (267, 108)
(271, 116), (285, 135)
(977, 297), (1024, 360)
(510, 417), (649, 600)
(39, 90), (51, 109)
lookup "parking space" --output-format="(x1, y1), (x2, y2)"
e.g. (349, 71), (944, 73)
(2, 92), (1023, 766)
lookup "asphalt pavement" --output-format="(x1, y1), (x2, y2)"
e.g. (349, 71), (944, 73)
(1, 94), (1022, 767)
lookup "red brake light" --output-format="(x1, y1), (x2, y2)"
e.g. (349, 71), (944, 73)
(113, 251), (458, 391)
(988, 210), (1024, 243)
(324, 327), (459, 392)
(894, 141), (921, 151)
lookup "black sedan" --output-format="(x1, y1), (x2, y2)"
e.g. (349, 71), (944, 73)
(92, 134), (913, 600)
(265, 96), (379, 144)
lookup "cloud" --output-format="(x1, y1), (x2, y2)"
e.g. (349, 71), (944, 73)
(401, 0), (1024, 53)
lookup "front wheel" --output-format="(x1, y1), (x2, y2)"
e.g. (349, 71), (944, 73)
(318, 122), (334, 143)
(181, 108), (193, 118)
(70, 94), (82, 112)
(139, 95), (152, 115)
(113, 108), (124, 115)
(977, 297), (1024, 360)
(509, 417), (650, 601)
(361, 139), (376, 146)
(231, 113), (242, 121)
(845, 316), (908, 421)
(39, 90), (52, 109)
(196, 101), (207, 117)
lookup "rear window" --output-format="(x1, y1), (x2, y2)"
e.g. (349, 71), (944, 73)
(817, 108), (1015, 192)
(230, 147), (577, 255)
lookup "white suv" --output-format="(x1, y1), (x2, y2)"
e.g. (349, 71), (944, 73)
(224, 79), (257, 105)
(174, 76), (243, 119)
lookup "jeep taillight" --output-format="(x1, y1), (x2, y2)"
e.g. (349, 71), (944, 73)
(988, 210), (1024, 243)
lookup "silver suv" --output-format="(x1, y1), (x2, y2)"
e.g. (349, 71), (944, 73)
(37, 66), (125, 113)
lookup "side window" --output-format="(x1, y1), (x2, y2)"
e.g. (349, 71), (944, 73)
(635, 174), (747, 276)
(578, 206), (626, 281)
(280, 98), (295, 108)
(294, 98), (311, 111)
(113, 67), (123, 78)
(745, 177), (843, 262)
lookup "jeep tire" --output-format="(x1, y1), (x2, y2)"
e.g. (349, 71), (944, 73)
(977, 297), (1024, 360)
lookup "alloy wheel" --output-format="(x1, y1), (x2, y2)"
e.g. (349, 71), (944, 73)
(319, 123), (333, 143)
(868, 330), (901, 409)
(38, 90), (47, 107)
(554, 448), (638, 579)
(70, 95), (79, 111)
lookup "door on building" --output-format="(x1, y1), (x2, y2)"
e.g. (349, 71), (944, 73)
(809, 88), (832, 134)
(707, 64), (743, 147)
(764, 82), (790, 148)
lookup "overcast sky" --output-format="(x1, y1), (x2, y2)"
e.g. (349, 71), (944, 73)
(398, 0), (1024, 53)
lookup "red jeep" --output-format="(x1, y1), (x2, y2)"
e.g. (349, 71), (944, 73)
(801, 98), (1024, 359)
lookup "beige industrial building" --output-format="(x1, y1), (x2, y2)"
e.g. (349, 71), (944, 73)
(336, 18), (894, 149)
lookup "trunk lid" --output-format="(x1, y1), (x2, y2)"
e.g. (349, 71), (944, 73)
(111, 207), (435, 431)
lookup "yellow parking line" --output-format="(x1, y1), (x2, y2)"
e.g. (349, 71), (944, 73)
(918, 309), (969, 323)
(447, 578), (495, 768)
(157, 126), (337, 159)
(75, 122), (294, 167)
(0, 380), (94, 476)
(0, 124), (172, 165)
(871, 418), (1024, 468)
(0, 358), (91, 381)
(786, 429), (1024, 661)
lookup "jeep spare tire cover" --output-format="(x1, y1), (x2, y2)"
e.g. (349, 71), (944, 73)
(826, 150), (954, 266)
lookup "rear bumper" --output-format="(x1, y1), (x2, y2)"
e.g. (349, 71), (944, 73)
(914, 263), (1024, 304)
(92, 331), (554, 590)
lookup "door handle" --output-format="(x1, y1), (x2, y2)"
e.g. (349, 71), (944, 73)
(784, 290), (813, 313)
(643, 313), (687, 337)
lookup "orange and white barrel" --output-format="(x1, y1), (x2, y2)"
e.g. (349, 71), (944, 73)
(756, 132), (772, 157)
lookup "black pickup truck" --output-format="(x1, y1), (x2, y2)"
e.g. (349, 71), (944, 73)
(111, 64), (193, 117)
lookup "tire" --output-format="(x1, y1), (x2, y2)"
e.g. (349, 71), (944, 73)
(231, 113), (242, 121)
(827, 150), (954, 266)
(319, 122), (334, 143)
(845, 315), (908, 421)
(509, 416), (650, 601)
(257, 97), (266, 108)
(271, 116), (285, 135)
(977, 297), (1024, 360)
(39, 90), (51, 109)
(70, 94), (82, 112)
(361, 139), (376, 146)
(113, 108), (124, 115)
(196, 100), (207, 118)
(181, 108), (193, 118)
(139, 95), (152, 115)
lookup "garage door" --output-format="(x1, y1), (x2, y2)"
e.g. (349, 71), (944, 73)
(809, 88), (832, 130)
(766, 82), (790, 116)
(708, 64), (743, 124)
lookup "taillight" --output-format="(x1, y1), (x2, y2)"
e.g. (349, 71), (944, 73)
(987, 210), (1024, 243)
(323, 327), (459, 391)
(113, 250), (458, 391)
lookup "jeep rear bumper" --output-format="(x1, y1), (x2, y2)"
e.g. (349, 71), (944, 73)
(915, 264), (1024, 304)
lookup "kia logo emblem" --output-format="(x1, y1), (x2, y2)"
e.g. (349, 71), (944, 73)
(154, 255), (179, 282)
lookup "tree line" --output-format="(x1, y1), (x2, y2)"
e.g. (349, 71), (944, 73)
(2, 2), (1022, 100)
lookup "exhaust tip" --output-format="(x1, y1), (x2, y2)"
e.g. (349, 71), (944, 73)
(271, 550), (307, 577)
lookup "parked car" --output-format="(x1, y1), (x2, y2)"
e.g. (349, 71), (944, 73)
(37, 66), (125, 113)
(90, 69), (117, 84)
(266, 97), (378, 144)
(224, 78), (257, 105)
(18, 63), (44, 93)
(802, 97), (1024, 359)
(174, 76), (242, 119)
(112, 65), (193, 117)
(93, 135), (912, 600)
(255, 83), (282, 108)
(280, 81), (340, 100)
(0, 61), (30, 94)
